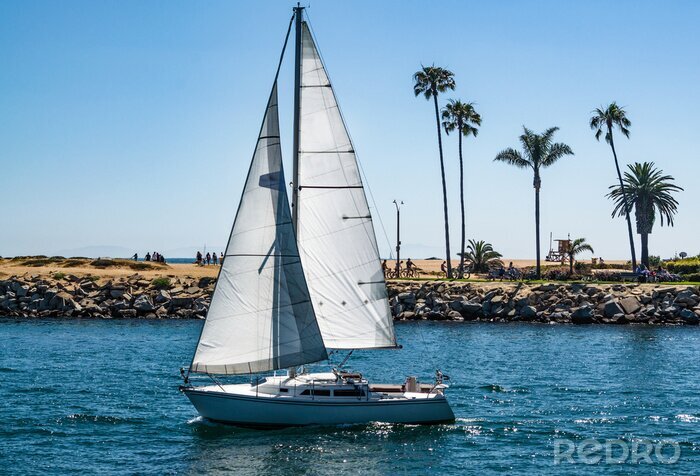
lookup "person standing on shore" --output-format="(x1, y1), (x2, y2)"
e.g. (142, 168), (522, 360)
(196, 251), (202, 266)
(212, 252), (218, 266)
(206, 252), (211, 265)
(145, 252), (151, 262)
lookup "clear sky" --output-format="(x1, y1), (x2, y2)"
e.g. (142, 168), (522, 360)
(1, 0), (698, 260)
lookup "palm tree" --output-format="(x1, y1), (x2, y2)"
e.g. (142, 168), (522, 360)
(441, 100), (482, 278)
(607, 162), (683, 267)
(463, 239), (503, 273)
(413, 65), (456, 277)
(494, 127), (574, 279)
(590, 102), (637, 270)
(567, 238), (595, 274)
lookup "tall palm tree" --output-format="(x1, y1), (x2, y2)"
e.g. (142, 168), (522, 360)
(464, 239), (503, 273)
(607, 162), (682, 267)
(441, 100), (481, 278)
(494, 127), (574, 279)
(413, 65), (456, 277)
(590, 102), (637, 270)
(567, 238), (594, 274)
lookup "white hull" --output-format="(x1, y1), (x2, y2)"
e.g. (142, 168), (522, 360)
(182, 373), (455, 427)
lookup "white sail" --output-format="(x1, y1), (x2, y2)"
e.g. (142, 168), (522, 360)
(191, 83), (328, 375)
(295, 23), (397, 349)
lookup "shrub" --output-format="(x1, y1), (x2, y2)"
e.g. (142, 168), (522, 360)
(666, 258), (700, 274)
(129, 262), (154, 271)
(53, 272), (66, 280)
(680, 273), (700, 283)
(151, 277), (171, 289)
(90, 258), (116, 268)
(648, 255), (662, 267)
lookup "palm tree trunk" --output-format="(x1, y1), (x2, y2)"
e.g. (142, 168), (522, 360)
(608, 131), (637, 271)
(433, 91), (452, 278)
(640, 232), (649, 268)
(569, 254), (573, 275)
(534, 173), (541, 279)
(458, 125), (465, 279)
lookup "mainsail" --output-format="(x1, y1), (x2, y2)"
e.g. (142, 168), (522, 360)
(295, 23), (397, 349)
(191, 83), (328, 374)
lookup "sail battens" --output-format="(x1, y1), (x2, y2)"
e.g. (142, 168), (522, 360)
(298, 185), (363, 190)
(191, 83), (327, 375)
(225, 253), (300, 258)
(299, 150), (355, 154)
(296, 22), (396, 350)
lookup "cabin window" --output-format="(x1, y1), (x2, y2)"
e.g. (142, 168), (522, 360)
(279, 388), (288, 393)
(334, 388), (365, 397)
(299, 389), (331, 396)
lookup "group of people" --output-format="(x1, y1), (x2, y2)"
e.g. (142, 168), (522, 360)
(145, 251), (166, 263)
(131, 252), (166, 263)
(635, 264), (677, 283)
(196, 251), (221, 266)
(381, 258), (416, 277)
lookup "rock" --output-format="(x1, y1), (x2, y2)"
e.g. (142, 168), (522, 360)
(674, 290), (698, 306)
(398, 292), (416, 305)
(619, 296), (641, 314)
(460, 302), (481, 319)
(110, 288), (126, 298)
(446, 310), (462, 320)
(155, 290), (171, 304)
(118, 309), (137, 318)
(571, 306), (594, 324)
(397, 311), (416, 320)
(604, 300), (624, 318)
(155, 306), (168, 317)
(490, 295), (505, 304)
(680, 308), (699, 325)
(133, 295), (156, 312)
(170, 296), (194, 308)
(520, 305), (537, 320)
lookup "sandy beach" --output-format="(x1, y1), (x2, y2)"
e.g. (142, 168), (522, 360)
(0, 257), (631, 283)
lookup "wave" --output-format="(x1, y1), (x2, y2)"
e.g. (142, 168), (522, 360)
(478, 384), (529, 394)
(57, 413), (145, 425)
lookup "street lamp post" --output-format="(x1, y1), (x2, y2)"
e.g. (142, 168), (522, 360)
(393, 200), (403, 278)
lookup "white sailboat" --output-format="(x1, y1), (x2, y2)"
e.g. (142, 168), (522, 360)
(180, 5), (454, 428)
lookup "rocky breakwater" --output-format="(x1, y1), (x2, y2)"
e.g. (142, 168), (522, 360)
(388, 281), (700, 325)
(0, 274), (213, 319)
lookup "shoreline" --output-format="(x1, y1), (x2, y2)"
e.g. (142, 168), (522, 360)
(0, 258), (698, 325)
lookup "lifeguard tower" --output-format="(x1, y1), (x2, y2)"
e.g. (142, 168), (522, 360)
(545, 233), (571, 263)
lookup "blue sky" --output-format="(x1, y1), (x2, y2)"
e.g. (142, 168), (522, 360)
(1, 0), (698, 259)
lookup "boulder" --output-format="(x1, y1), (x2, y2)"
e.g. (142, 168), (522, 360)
(619, 296), (641, 314)
(680, 308), (699, 325)
(571, 306), (594, 324)
(133, 295), (156, 312)
(460, 302), (482, 319)
(604, 300), (624, 318)
(446, 310), (463, 320)
(520, 305), (537, 320)
(155, 290), (171, 304)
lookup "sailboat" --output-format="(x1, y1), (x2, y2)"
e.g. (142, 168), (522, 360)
(180, 5), (455, 428)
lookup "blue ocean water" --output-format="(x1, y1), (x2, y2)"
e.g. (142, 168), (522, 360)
(1, 319), (699, 475)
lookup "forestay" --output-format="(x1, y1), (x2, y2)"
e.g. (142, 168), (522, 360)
(191, 84), (328, 375)
(295, 23), (397, 349)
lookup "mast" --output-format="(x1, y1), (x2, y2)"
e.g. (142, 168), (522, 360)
(291, 3), (304, 233)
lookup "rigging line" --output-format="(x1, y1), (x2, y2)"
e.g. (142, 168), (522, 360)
(186, 13), (296, 377)
(304, 11), (394, 261)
